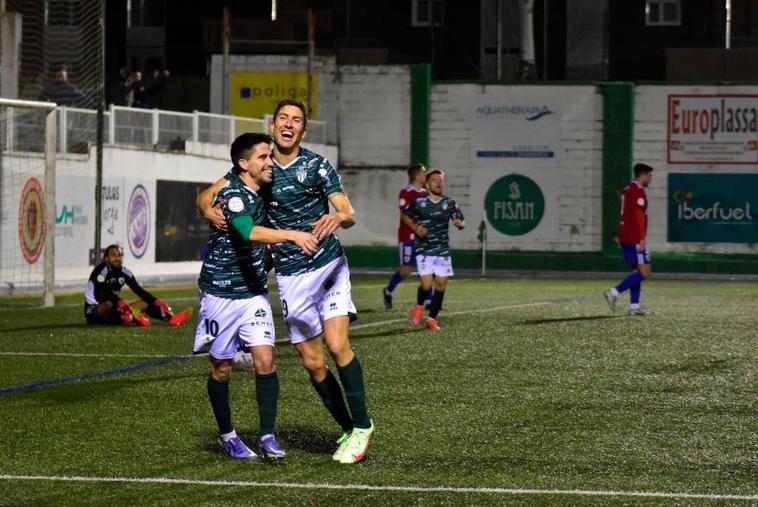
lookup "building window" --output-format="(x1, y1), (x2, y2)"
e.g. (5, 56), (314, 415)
(646, 0), (681, 26)
(412, 0), (444, 27)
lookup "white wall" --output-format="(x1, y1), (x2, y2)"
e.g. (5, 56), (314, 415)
(2, 140), (339, 287)
(209, 55), (411, 167)
(428, 84), (604, 252)
(634, 85), (758, 255)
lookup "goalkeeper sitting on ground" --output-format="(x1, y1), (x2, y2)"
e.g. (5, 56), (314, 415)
(84, 244), (192, 327)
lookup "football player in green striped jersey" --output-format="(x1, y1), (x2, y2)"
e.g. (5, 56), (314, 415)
(199, 100), (374, 464)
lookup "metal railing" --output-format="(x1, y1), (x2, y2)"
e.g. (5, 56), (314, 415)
(53, 105), (327, 154)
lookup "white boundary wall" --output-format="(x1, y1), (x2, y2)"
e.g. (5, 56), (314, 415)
(2, 141), (337, 287)
(209, 55), (411, 167)
(635, 85), (758, 255)
(428, 84), (604, 252)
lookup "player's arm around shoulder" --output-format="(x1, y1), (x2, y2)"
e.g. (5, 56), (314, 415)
(197, 176), (229, 230)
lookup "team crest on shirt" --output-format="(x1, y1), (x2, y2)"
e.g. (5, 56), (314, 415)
(97, 274), (105, 283)
(254, 308), (267, 318)
(296, 167), (307, 183)
(442, 203), (448, 210)
(228, 197), (245, 213)
(637, 198), (645, 206)
(118, 277), (125, 284)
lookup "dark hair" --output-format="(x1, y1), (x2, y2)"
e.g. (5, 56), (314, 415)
(407, 163), (426, 182)
(230, 133), (272, 168)
(633, 163), (653, 178)
(273, 99), (308, 128)
(426, 169), (444, 181)
(103, 244), (122, 258)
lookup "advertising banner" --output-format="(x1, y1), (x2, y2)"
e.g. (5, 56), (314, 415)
(668, 95), (758, 164)
(668, 173), (758, 243)
(471, 91), (562, 160)
(231, 71), (319, 121)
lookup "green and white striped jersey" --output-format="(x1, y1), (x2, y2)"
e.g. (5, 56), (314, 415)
(198, 171), (268, 298)
(404, 195), (464, 257)
(265, 147), (345, 276)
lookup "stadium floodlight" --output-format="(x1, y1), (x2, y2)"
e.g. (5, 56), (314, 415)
(0, 98), (57, 306)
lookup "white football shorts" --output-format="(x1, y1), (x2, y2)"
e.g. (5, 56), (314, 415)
(275, 255), (356, 344)
(416, 254), (454, 277)
(193, 291), (275, 360)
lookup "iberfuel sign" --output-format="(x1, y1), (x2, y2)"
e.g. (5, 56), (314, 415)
(668, 173), (758, 243)
(668, 95), (758, 164)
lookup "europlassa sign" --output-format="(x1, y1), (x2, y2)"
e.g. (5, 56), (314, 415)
(668, 173), (758, 243)
(668, 95), (758, 164)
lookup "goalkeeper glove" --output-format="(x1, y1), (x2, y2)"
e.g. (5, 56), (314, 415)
(117, 299), (134, 325)
(154, 298), (172, 319)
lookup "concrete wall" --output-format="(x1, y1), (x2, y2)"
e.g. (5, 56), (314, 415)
(1, 140), (338, 287)
(209, 55), (411, 167)
(634, 85), (758, 255)
(428, 84), (604, 252)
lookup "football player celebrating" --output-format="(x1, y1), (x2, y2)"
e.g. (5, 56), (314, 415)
(405, 169), (465, 330)
(84, 244), (191, 327)
(195, 132), (319, 460)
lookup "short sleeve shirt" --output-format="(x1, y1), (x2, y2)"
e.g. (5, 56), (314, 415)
(198, 171), (268, 298)
(618, 180), (647, 244)
(404, 195), (464, 257)
(265, 148), (345, 276)
(398, 185), (427, 242)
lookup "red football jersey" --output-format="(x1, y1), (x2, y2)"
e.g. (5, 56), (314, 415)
(618, 181), (648, 244)
(397, 184), (427, 242)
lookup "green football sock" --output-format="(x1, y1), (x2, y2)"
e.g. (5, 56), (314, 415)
(337, 356), (371, 429)
(255, 371), (279, 436)
(207, 376), (233, 435)
(311, 369), (353, 432)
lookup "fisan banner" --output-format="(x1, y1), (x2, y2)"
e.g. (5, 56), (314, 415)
(668, 95), (758, 164)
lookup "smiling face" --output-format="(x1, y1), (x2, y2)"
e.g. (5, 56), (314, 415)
(271, 104), (307, 154)
(238, 142), (274, 187)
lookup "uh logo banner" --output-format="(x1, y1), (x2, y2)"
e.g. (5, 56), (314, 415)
(668, 173), (758, 243)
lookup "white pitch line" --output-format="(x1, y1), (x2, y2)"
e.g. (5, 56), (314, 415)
(0, 474), (755, 501)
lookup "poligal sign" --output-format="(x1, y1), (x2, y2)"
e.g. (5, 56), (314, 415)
(485, 174), (545, 235)
(668, 95), (758, 164)
(668, 173), (758, 243)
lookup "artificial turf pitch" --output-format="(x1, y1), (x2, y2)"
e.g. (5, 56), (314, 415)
(1, 276), (756, 505)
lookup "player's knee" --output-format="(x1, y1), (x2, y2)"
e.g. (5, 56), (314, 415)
(253, 354), (275, 374)
(210, 360), (233, 381)
(302, 356), (326, 375)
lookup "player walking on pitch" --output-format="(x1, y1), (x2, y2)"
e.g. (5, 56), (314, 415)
(604, 163), (654, 316)
(199, 100), (374, 464)
(405, 170), (465, 330)
(195, 133), (318, 459)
